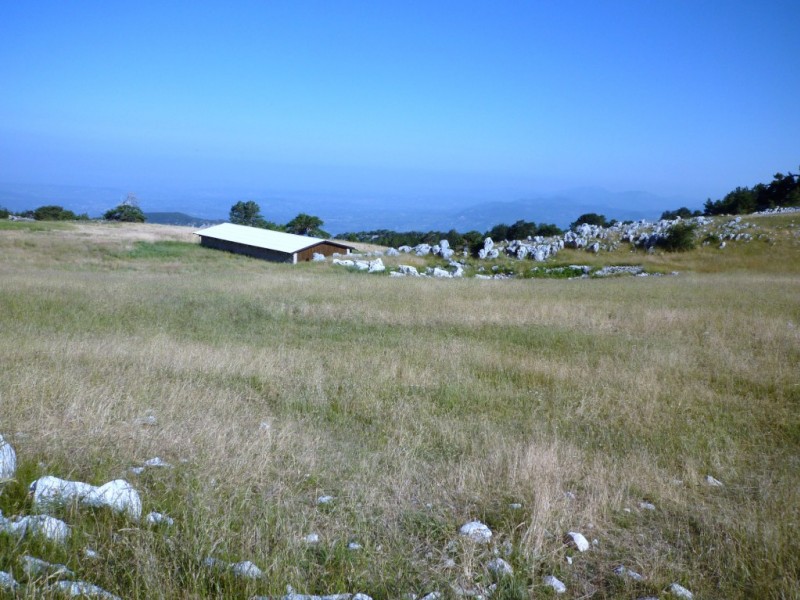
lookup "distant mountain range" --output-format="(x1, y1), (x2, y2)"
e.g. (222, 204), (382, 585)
(0, 181), (699, 234)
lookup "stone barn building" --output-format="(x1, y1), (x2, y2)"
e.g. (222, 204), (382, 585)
(195, 223), (354, 264)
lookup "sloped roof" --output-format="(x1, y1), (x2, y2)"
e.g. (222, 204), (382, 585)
(194, 223), (351, 254)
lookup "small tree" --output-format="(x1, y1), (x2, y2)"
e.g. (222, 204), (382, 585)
(105, 193), (145, 222)
(285, 213), (328, 237)
(229, 201), (266, 227)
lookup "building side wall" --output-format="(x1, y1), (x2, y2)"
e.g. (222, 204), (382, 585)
(199, 236), (294, 263)
(296, 242), (350, 262)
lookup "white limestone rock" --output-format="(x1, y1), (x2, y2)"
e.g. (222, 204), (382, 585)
(542, 575), (566, 594)
(31, 476), (95, 506)
(47, 580), (121, 599)
(398, 264), (420, 277)
(639, 502), (656, 511)
(143, 457), (173, 468)
(459, 520), (492, 543)
(31, 476), (142, 520)
(487, 557), (513, 577)
(22, 554), (75, 578)
(305, 532), (321, 544)
(332, 259), (355, 267)
(431, 267), (451, 278)
(84, 479), (142, 520)
(613, 565), (644, 581)
(231, 560), (264, 579)
(705, 475), (724, 487)
(317, 495), (335, 505)
(386, 247), (399, 256)
(133, 414), (158, 426)
(368, 258), (385, 273)
(669, 582), (694, 598)
(1, 514), (71, 543)
(0, 571), (18, 591)
(565, 531), (590, 552)
(145, 511), (174, 526)
(0, 435), (16, 479)
(312, 253), (326, 261)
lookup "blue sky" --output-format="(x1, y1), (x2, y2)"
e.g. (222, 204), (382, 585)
(1, 0), (798, 214)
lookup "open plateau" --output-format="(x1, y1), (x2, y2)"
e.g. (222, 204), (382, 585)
(1, 210), (799, 599)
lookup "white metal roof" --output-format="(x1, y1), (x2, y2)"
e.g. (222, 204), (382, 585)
(195, 223), (346, 254)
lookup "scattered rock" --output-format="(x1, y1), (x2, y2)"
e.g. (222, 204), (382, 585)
(312, 253), (326, 262)
(639, 502), (656, 511)
(542, 575), (566, 594)
(231, 560), (263, 579)
(1, 513), (71, 543)
(265, 585), (372, 600)
(317, 495), (335, 505)
(508, 503), (522, 510)
(487, 557), (513, 577)
(0, 571), (18, 591)
(22, 555), (74, 578)
(204, 557), (264, 580)
(46, 580), (121, 599)
(565, 531), (590, 552)
(347, 541), (362, 551)
(305, 533), (321, 544)
(397, 264), (420, 277)
(368, 258), (385, 273)
(613, 565), (644, 581)
(133, 414), (158, 426)
(459, 521), (492, 543)
(30, 476), (142, 520)
(668, 582), (694, 598)
(0, 434), (16, 479)
(145, 512), (174, 526)
(143, 457), (173, 468)
(705, 475), (724, 487)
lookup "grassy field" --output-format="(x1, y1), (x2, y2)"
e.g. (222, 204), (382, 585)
(1, 217), (799, 599)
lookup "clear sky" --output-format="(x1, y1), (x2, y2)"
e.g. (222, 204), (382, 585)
(1, 0), (798, 209)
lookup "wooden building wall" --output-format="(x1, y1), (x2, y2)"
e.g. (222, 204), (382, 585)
(296, 242), (351, 262)
(199, 236), (294, 263)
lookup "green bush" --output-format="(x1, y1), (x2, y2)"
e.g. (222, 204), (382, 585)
(33, 205), (77, 221)
(104, 204), (146, 222)
(657, 222), (697, 252)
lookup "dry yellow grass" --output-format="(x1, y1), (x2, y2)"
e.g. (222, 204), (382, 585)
(0, 219), (798, 598)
